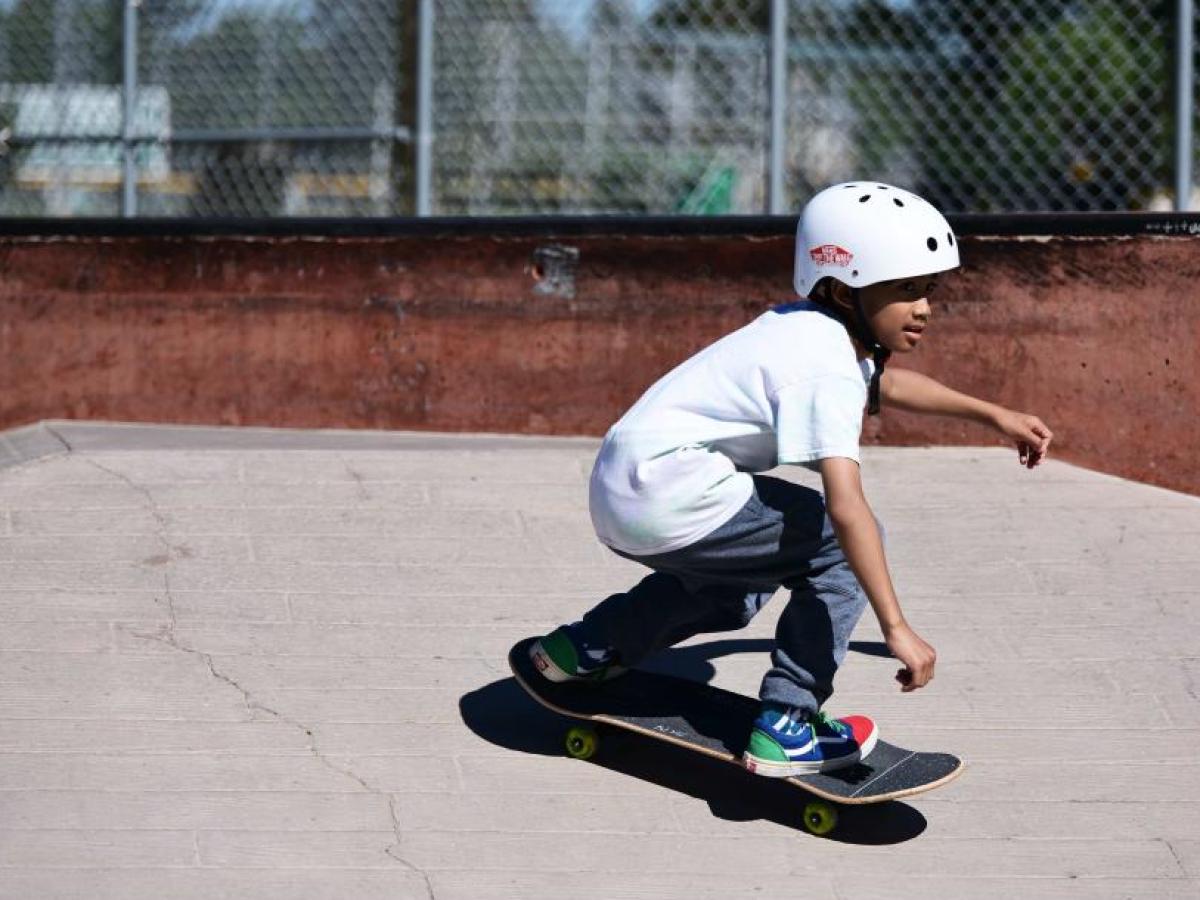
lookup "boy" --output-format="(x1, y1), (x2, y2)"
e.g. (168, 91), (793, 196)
(530, 182), (1053, 776)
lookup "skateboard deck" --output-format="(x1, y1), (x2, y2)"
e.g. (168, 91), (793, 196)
(509, 637), (962, 833)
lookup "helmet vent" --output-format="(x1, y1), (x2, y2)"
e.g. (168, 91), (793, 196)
(926, 237), (938, 251)
(876, 185), (888, 190)
(893, 198), (904, 207)
(859, 194), (871, 203)
(947, 232), (955, 246)
(843, 184), (857, 188)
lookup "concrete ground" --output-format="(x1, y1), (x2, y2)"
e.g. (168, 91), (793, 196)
(1, 420), (1198, 899)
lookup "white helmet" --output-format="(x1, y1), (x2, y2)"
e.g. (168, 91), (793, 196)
(793, 181), (960, 297)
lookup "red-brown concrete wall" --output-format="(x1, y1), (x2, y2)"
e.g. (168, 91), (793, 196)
(1, 230), (1197, 494)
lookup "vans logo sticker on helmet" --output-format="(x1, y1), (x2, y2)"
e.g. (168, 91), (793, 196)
(809, 244), (854, 267)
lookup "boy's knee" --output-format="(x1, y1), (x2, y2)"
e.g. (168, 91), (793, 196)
(709, 587), (770, 629)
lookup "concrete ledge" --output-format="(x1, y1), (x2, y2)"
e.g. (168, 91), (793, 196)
(0, 419), (600, 462)
(0, 422), (71, 471)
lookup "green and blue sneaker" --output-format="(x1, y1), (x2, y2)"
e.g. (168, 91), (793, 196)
(743, 704), (878, 776)
(529, 625), (626, 683)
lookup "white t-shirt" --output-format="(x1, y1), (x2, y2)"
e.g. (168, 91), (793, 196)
(589, 301), (874, 555)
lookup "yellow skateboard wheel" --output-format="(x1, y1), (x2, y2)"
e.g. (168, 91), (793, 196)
(565, 726), (598, 760)
(802, 800), (838, 835)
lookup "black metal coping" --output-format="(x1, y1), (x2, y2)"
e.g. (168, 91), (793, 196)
(0, 212), (1198, 239)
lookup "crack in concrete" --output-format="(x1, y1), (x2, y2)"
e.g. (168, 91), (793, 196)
(1181, 662), (1200, 706)
(84, 459), (185, 641)
(85, 454), (434, 897)
(384, 794), (437, 898)
(1163, 838), (1189, 877)
(40, 421), (75, 454)
(342, 457), (372, 502)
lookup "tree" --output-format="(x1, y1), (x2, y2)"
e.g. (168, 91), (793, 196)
(912, 0), (1171, 210)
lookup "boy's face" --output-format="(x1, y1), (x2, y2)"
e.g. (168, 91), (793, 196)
(831, 276), (939, 354)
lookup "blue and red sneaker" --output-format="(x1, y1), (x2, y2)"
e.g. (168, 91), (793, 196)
(742, 704), (878, 776)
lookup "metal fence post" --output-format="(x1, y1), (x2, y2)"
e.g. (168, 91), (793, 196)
(415, 0), (435, 216)
(767, 0), (787, 214)
(1175, 0), (1194, 210)
(121, 0), (139, 218)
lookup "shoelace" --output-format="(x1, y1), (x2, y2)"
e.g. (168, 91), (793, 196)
(769, 706), (848, 737)
(809, 710), (848, 736)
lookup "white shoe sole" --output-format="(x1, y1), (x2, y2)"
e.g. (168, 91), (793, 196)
(529, 640), (575, 683)
(529, 639), (627, 684)
(743, 728), (879, 777)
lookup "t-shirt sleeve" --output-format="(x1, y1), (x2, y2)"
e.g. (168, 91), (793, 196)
(772, 375), (867, 466)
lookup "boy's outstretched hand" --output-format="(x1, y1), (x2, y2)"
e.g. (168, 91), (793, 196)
(993, 408), (1054, 469)
(884, 621), (936, 692)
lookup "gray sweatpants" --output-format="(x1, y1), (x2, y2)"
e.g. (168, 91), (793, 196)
(578, 474), (873, 715)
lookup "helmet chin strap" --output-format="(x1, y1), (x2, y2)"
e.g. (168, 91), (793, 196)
(848, 288), (890, 416)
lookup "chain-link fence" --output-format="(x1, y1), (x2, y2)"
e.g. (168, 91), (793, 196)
(0, 0), (1193, 217)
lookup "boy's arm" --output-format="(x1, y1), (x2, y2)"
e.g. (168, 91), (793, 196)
(880, 367), (1054, 469)
(818, 456), (936, 692)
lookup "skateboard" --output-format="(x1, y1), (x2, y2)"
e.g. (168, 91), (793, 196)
(508, 636), (963, 836)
